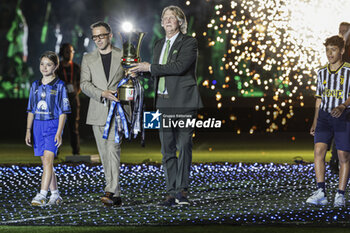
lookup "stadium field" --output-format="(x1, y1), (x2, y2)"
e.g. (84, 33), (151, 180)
(0, 132), (321, 164)
(1, 132), (345, 232)
(1, 225), (350, 233)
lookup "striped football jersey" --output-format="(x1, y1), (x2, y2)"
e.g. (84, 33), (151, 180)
(316, 62), (350, 113)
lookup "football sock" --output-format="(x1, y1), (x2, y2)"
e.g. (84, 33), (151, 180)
(337, 190), (345, 195)
(51, 190), (59, 195)
(51, 190), (59, 197)
(40, 190), (48, 197)
(317, 182), (326, 195)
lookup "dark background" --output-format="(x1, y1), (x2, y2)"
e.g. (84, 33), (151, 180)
(0, 0), (317, 141)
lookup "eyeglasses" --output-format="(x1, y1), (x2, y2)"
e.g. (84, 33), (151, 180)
(91, 33), (110, 41)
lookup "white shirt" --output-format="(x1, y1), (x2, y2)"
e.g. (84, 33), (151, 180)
(158, 32), (179, 65)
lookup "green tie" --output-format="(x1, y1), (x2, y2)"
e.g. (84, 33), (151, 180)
(158, 40), (170, 93)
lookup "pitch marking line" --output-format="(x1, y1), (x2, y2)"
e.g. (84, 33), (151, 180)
(0, 209), (99, 224)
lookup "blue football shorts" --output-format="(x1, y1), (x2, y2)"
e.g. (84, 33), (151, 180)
(33, 119), (59, 156)
(314, 109), (350, 152)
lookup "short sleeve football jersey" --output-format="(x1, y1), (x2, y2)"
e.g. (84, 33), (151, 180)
(27, 77), (71, 120)
(316, 62), (350, 113)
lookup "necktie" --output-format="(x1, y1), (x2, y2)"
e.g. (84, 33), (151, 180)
(158, 40), (170, 93)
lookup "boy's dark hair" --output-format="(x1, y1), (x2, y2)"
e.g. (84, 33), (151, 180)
(40, 51), (59, 66)
(340, 22), (350, 28)
(90, 21), (112, 33)
(59, 43), (72, 57)
(324, 35), (345, 50)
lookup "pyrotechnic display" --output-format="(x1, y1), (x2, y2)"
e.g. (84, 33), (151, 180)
(1, 0), (350, 231)
(199, 0), (350, 132)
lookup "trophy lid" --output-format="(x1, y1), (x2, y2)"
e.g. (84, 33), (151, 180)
(119, 32), (145, 68)
(120, 32), (145, 58)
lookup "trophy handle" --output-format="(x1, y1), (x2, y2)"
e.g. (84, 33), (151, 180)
(136, 33), (146, 58)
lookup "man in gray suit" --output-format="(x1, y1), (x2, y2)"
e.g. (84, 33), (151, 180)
(80, 21), (124, 206)
(131, 5), (203, 206)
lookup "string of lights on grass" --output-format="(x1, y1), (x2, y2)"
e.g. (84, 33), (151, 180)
(186, 0), (350, 133)
(0, 163), (348, 225)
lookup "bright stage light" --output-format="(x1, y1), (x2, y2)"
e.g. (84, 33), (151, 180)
(122, 22), (133, 32)
(288, 0), (350, 64)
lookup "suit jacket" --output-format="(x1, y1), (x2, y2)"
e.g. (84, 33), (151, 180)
(151, 33), (203, 113)
(80, 47), (124, 125)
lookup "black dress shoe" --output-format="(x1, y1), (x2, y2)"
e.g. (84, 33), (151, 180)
(158, 196), (176, 207)
(112, 196), (122, 207)
(175, 191), (190, 205)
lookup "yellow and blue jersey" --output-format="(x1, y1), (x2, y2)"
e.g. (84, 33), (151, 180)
(27, 77), (71, 120)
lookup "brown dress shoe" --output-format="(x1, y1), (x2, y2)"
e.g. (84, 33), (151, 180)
(101, 192), (114, 206)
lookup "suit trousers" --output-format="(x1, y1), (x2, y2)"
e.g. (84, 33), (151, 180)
(92, 117), (121, 197)
(159, 110), (196, 196)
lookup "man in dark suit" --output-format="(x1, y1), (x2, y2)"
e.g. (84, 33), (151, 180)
(131, 5), (203, 206)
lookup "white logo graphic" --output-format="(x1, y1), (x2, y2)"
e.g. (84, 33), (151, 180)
(37, 100), (48, 111)
(150, 110), (162, 122)
(63, 98), (69, 108)
(41, 91), (46, 98)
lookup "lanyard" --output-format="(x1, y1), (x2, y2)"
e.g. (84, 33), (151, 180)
(103, 78), (130, 143)
(62, 61), (74, 83)
(103, 77), (145, 144)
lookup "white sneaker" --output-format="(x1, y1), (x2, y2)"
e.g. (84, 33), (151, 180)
(31, 193), (47, 206)
(306, 188), (328, 205)
(334, 193), (345, 208)
(47, 195), (63, 205)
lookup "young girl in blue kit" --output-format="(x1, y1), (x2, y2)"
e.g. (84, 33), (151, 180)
(25, 51), (71, 206)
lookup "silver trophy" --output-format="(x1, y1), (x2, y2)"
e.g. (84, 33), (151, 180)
(118, 32), (145, 101)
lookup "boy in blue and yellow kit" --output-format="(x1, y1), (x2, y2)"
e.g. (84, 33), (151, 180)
(307, 35), (350, 207)
(25, 51), (71, 206)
